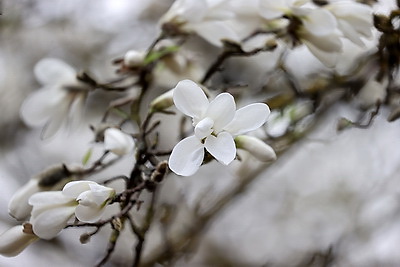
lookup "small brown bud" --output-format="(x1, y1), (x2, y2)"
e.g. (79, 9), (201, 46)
(79, 233), (91, 244)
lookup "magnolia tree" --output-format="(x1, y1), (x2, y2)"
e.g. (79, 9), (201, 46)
(1, 0), (400, 266)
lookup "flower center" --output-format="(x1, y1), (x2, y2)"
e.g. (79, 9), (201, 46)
(194, 117), (214, 139)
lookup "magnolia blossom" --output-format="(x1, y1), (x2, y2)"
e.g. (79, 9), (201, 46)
(0, 225), (38, 257)
(20, 58), (91, 138)
(28, 181), (115, 239)
(159, 0), (239, 47)
(8, 164), (78, 220)
(326, 1), (372, 47)
(104, 128), (135, 156)
(259, 0), (342, 67)
(169, 80), (271, 176)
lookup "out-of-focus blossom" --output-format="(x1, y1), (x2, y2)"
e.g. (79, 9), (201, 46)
(104, 128), (135, 156)
(0, 225), (38, 257)
(235, 135), (276, 162)
(20, 58), (91, 138)
(259, 0), (342, 67)
(8, 164), (80, 220)
(159, 0), (239, 46)
(28, 181), (115, 239)
(326, 1), (373, 47)
(169, 79), (271, 176)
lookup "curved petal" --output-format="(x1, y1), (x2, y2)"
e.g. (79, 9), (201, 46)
(62, 181), (94, 198)
(173, 80), (209, 119)
(20, 86), (64, 126)
(190, 21), (239, 47)
(9, 180), (40, 220)
(0, 225), (38, 257)
(302, 9), (336, 36)
(259, 0), (287, 19)
(31, 206), (76, 240)
(195, 117), (214, 139)
(34, 58), (76, 85)
(104, 128), (135, 156)
(75, 205), (105, 223)
(204, 132), (236, 165)
(303, 39), (339, 68)
(235, 135), (277, 162)
(29, 191), (74, 207)
(224, 103), (270, 136)
(169, 135), (205, 176)
(205, 93), (236, 132)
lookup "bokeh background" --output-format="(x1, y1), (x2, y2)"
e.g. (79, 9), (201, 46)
(1, 0), (400, 266)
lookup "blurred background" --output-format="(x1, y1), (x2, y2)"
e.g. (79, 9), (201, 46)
(2, 0), (400, 266)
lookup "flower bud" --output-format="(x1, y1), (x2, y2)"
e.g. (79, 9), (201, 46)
(149, 89), (174, 112)
(0, 225), (38, 257)
(8, 164), (77, 220)
(235, 135), (277, 162)
(104, 128), (135, 156)
(123, 50), (145, 68)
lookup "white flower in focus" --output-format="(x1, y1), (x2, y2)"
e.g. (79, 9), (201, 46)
(169, 80), (270, 176)
(28, 181), (115, 239)
(258, 0), (342, 67)
(104, 128), (135, 156)
(0, 225), (38, 257)
(160, 0), (239, 46)
(28, 191), (76, 240)
(63, 181), (115, 223)
(20, 58), (91, 138)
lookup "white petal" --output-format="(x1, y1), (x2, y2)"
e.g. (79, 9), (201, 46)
(0, 226), (38, 257)
(259, 0), (287, 19)
(205, 93), (236, 132)
(62, 181), (95, 199)
(190, 21), (239, 47)
(235, 135), (277, 162)
(9, 180), (40, 220)
(169, 135), (205, 176)
(161, 0), (208, 24)
(20, 86), (65, 126)
(173, 80), (209, 119)
(337, 20), (364, 47)
(31, 206), (76, 240)
(204, 132), (236, 165)
(34, 58), (76, 85)
(195, 117), (214, 139)
(41, 92), (72, 139)
(224, 103), (270, 136)
(303, 39), (339, 68)
(75, 205), (106, 223)
(104, 128), (135, 156)
(29, 191), (74, 206)
(302, 9), (336, 36)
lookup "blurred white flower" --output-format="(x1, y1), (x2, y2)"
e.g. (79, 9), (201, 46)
(123, 50), (145, 67)
(104, 128), (135, 156)
(169, 79), (270, 176)
(160, 0), (239, 46)
(20, 58), (91, 138)
(28, 181), (115, 239)
(8, 164), (77, 220)
(235, 135), (276, 162)
(259, 0), (342, 67)
(0, 225), (38, 257)
(326, 1), (373, 47)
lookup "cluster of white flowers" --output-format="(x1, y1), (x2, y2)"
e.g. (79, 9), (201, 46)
(160, 0), (373, 66)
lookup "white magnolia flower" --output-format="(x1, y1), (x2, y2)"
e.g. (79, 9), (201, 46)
(8, 164), (77, 220)
(28, 181), (115, 239)
(169, 79), (270, 176)
(104, 128), (135, 156)
(159, 0), (239, 47)
(63, 181), (115, 223)
(259, 0), (342, 67)
(0, 225), (38, 257)
(20, 58), (91, 138)
(235, 135), (276, 162)
(326, 1), (373, 47)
